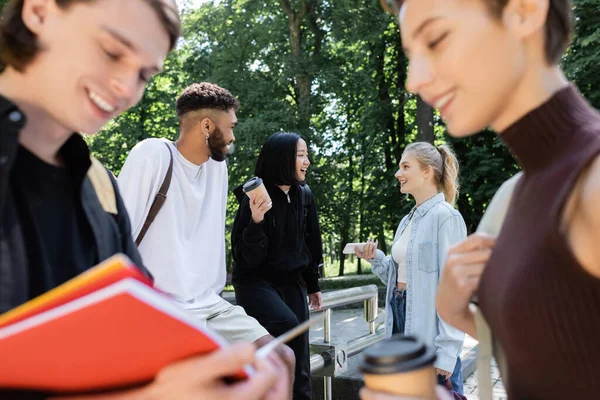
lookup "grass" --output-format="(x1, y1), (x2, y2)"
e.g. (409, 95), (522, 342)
(222, 257), (384, 292)
(323, 257), (372, 278)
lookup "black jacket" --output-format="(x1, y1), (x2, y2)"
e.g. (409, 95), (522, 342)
(0, 96), (148, 315)
(231, 183), (322, 294)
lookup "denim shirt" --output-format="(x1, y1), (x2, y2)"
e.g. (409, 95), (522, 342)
(369, 193), (467, 373)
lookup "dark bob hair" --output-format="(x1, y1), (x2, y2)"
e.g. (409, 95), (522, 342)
(255, 132), (307, 186)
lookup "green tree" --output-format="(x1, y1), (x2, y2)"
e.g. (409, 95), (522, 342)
(82, 0), (599, 277)
(565, 0), (600, 108)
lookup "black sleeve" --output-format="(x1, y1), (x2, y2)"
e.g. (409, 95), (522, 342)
(231, 195), (269, 269)
(0, 113), (22, 214)
(110, 173), (153, 282)
(301, 189), (323, 294)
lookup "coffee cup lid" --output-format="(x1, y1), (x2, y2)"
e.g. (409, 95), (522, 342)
(243, 177), (263, 192)
(358, 335), (436, 375)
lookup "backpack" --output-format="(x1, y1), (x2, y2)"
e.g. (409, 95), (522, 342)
(87, 142), (174, 246)
(87, 157), (118, 215)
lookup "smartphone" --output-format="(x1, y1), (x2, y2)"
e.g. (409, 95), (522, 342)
(342, 243), (366, 254)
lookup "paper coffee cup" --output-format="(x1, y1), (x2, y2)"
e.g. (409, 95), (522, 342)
(359, 335), (437, 399)
(242, 177), (271, 202)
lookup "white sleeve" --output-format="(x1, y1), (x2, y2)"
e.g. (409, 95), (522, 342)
(117, 141), (168, 240)
(477, 172), (523, 235)
(221, 161), (228, 272)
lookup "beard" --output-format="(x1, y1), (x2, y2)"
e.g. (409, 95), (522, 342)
(208, 126), (228, 162)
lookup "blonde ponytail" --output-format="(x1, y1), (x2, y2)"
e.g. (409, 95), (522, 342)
(436, 144), (460, 206)
(403, 142), (460, 206)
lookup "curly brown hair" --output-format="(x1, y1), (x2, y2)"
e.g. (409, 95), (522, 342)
(176, 82), (240, 118)
(386, 0), (572, 65)
(0, 0), (180, 72)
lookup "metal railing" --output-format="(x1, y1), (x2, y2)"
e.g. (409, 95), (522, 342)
(309, 285), (385, 400)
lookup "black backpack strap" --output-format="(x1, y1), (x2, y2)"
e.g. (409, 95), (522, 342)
(233, 184), (245, 204)
(299, 184), (312, 236)
(300, 184), (312, 215)
(135, 142), (174, 246)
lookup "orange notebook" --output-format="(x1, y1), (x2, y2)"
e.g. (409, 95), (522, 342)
(0, 254), (152, 329)
(0, 256), (249, 392)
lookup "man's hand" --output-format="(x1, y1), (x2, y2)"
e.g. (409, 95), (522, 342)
(436, 233), (495, 337)
(146, 342), (282, 400)
(254, 334), (295, 400)
(308, 292), (323, 310)
(262, 352), (293, 400)
(56, 343), (285, 400)
(250, 195), (272, 224)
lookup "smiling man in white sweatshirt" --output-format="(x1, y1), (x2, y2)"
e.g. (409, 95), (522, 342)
(117, 83), (286, 353)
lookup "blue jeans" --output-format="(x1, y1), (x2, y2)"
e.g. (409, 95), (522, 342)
(390, 287), (464, 395)
(391, 287), (407, 335)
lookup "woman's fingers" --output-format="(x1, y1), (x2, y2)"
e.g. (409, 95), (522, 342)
(353, 239), (378, 259)
(252, 197), (272, 213)
(354, 247), (364, 258)
(361, 238), (377, 259)
(449, 233), (495, 254)
(446, 249), (492, 271)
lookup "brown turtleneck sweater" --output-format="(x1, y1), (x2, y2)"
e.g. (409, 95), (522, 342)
(478, 85), (600, 399)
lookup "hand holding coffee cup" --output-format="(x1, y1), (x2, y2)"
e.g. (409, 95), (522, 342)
(243, 177), (272, 224)
(355, 238), (378, 260)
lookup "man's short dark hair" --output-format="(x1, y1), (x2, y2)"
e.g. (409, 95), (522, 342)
(255, 132), (306, 186)
(175, 82), (240, 118)
(392, 0), (572, 65)
(0, 0), (181, 72)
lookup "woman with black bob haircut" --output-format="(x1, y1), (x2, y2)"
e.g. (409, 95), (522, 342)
(232, 132), (323, 400)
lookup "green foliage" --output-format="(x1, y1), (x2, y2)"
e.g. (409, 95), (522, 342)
(49, 0), (600, 276)
(447, 132), (520, 232)
(564, 0), (600, 109)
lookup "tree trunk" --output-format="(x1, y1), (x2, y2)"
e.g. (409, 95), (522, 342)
(377, 225), (387, 255)
(373, 39), (395, 172)
(394, 37), (407, 162)
(339, 224), (348, 276)
(357, 136), (367, 275)
(416, 96), (435, 143)
(339, 130), (355, 276)
(279, 0), (324, 136)
(297, 75), (311, 133)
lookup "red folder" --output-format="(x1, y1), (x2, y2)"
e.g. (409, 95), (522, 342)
(0, 256), (249, 392)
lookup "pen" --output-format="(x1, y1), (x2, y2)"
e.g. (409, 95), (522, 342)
(256, 314), (323, 359)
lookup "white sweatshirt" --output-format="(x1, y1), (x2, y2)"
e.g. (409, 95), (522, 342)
(117, 138), (227, 309)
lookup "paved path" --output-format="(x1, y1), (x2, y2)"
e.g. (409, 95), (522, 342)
(309, 308), (507, 399)
(464, 360), (507, 400)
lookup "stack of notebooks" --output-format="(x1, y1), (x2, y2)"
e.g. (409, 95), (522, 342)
(0, 254), (247, 393)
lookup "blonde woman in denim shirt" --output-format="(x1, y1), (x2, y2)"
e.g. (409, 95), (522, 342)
(356, 142), (467, 393)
